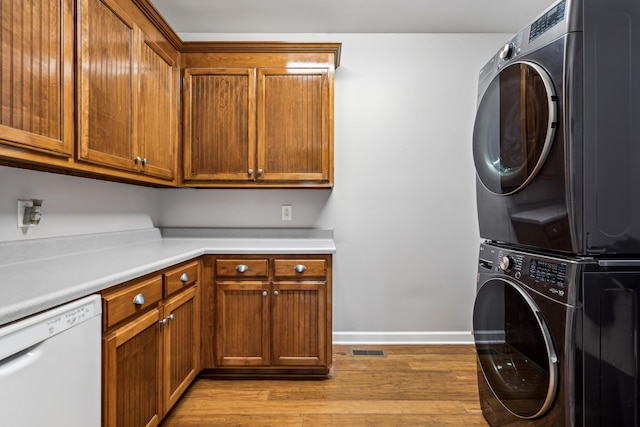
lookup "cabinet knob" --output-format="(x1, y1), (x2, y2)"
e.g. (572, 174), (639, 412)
(168, 313), (175, 321)
(160, 318), (168, 326)
(274, 290), (279, 296)
(133, 293), (146, 305)
(293, 264), (307, 273)
(235, 264), (249, 273)
(248, 169), (254, 175)
(134, 156), (142, 164)
(142, 158), (148, 166)
(180, 273), (189, 283)
(257, 169), (263, 175)
(262, 290), (268, 297)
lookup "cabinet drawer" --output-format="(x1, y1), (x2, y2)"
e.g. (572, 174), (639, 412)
(164, 260), (199, 297)
(215, 259), (269, 279)
(273, 259), (327, 279)
(102, 276), (163, 329)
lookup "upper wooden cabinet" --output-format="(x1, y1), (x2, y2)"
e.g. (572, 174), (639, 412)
(138, 31), (177, 180)
(77, 0), (177, 181)
(182, 44), (340, 188)
(257, 68), (331, 184)
(0, 1), (340, 189)
(0, 0), (74, 156)
(183, 68), (256, 182)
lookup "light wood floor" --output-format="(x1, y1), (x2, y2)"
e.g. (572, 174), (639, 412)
(161, 345), (489, 426)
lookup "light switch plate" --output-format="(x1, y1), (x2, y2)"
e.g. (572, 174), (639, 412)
(281, 205), (292, 221)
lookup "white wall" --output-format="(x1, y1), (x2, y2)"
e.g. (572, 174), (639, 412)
(160, 33), (509, 343)
(0, 33), (508, 343)
(0, 166), (159, 242)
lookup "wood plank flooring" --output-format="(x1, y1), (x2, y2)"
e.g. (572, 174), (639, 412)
(161, 345), (489, 426)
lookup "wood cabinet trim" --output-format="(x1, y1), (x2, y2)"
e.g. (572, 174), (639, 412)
(180, 42), (341, 69)
(130, 0), (182, 50)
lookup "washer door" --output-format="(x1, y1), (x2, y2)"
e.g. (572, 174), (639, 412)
(473, 61), (557, 195)
(473, 278), (558, 419)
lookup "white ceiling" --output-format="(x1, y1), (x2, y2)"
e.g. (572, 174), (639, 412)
(149, 0), (557, 35)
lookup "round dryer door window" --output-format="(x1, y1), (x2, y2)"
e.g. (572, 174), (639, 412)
(473, 61), (557, 195)
(473, 278), (558, 419)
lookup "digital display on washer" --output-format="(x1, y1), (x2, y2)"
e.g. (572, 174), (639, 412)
(529, 0), (566, 42)
(528, 259), (567, 287)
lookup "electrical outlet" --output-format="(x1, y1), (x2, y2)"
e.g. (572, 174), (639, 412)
(281, 205), (292, 221)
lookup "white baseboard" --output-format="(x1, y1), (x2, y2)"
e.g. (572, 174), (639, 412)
(332, 331), (474, 345)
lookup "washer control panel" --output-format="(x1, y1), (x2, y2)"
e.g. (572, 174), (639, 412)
(479, 243), (579, 305)
(529, 0), (567, 43)
(528, 259), (567, 288)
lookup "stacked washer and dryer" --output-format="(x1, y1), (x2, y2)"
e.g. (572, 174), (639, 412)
(472, 0), (640, 425)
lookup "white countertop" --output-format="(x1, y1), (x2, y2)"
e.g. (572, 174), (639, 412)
(0, 228), (335, 327)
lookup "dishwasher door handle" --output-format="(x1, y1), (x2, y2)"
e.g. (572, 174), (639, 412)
(0, 344), (43, 380)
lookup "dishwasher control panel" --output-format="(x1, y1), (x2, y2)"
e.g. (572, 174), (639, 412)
(46, 302), (97, 336)
(0, 295), (101, 361)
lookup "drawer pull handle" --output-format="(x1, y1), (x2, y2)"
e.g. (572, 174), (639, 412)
(294, 264), (307, 273)
(236, 264), (249, 273)
(133, 293), (146, 305)
(180, 273), (189, 283)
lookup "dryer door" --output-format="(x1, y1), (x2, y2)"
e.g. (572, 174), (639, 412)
(473, 278), (558, 419)
(473, 61), (557, 195)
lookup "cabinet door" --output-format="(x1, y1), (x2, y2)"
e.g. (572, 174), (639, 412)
(183, 68), (255, 182)
(78, 0), (137, 171)
(270, 281), (328, 367)
(163, 286), (200, 414)
(138, 31), (176, 180)
(103, 307), (163, 427)
(215, 281), (269, 366)
(257, 68), (331, 184)
(0, 0), (74, 156)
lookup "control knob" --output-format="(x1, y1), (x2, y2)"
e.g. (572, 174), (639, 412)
(499, 255), (513, 271)
(499, 43), (513, 60)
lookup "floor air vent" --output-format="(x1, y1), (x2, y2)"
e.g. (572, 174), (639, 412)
(350, 349), (386, 357)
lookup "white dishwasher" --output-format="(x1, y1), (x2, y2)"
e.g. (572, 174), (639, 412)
(0, 294), (102, 427)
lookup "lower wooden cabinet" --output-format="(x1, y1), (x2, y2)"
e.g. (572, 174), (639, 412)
(215, 280), (270, 366)
(270, 280), (328, 367)
(103, 307), (163, 427)
(100, 252), (331, 423)
(102, 260), (200, 427)
(163, 285), (200, 411)
(206, 254), (332, 376)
